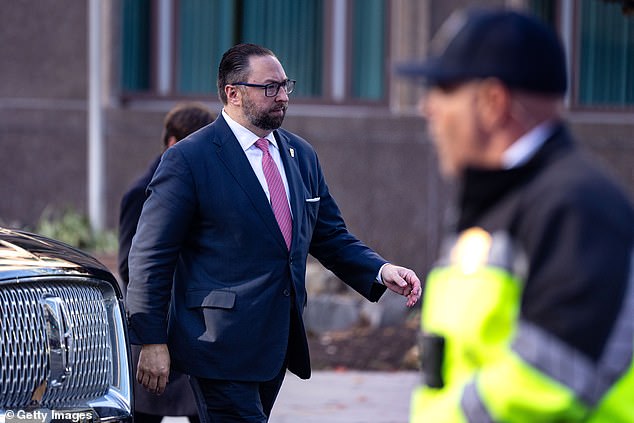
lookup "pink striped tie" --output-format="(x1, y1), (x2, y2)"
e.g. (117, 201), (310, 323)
(255, 138), (292, 249)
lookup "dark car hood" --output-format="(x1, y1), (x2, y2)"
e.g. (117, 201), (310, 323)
(0, 228), (116, 285)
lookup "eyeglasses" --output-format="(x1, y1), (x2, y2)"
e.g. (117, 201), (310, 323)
(232, 79), (296, 97)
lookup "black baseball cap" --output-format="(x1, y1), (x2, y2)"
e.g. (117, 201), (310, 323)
(397, 8), (567, 95)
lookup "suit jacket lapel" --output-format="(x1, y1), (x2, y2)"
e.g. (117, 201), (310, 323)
(212, 117), (287, 249)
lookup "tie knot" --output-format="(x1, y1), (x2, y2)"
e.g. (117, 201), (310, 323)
(255, 138), (269, 153)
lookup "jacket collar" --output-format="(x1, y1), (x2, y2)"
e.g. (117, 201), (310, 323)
(457, 123), (573, 230)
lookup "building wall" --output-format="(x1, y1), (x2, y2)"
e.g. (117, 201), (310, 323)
(1, 0), (89, 227)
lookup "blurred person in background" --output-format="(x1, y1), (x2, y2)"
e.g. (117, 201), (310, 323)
(398, 8), (634, 422)
(118, 101), (215, 423)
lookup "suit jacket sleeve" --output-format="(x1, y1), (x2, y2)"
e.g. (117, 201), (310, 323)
(126, 147), (196, 344)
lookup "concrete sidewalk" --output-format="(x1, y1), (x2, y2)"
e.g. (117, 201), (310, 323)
(270, 371), (418, 423)
(165, 371), (418, 423)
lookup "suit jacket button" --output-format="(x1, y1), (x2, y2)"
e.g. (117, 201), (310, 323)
(283, 289), (290, 296)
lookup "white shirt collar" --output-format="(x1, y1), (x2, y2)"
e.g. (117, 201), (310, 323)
(502, 121), (557, 169)
(222, 109), (278, 152)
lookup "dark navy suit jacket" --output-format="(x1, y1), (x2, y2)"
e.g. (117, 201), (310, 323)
(126, 115), (387, 381)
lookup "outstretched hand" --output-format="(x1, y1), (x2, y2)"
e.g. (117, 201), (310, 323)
(381, 264), (422, 307)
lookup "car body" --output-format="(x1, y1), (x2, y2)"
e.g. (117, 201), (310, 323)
(0, 227), (132, 422)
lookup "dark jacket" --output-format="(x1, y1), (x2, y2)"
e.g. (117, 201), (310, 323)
(455, 124), (634, 362)
(118, 156), (161, 285)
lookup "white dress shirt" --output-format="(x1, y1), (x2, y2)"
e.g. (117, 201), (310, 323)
(502, 120), (557, 169)
(222, 110), (292, 207)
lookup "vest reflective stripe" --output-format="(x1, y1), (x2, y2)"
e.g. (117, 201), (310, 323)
(512, 254), (634, 406)
(512, 322), (596, 404)
(461, 379), (494, 423)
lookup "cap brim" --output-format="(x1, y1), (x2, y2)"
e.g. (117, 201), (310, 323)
(394, 61), (433, 78)
(394, 58), (454, 86)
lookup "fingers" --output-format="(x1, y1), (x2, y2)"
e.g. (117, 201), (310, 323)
(137, 344), (171, 395)
(406, 275), (422, 307)
(396, 267), (422, 308)
(143, 372), (165, 394)
(406, 288), (421, 307)
(137, 369), (169, 395)
(382, 264), (422, 307)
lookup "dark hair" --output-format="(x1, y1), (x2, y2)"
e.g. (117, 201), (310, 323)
(162, 102), (215, 148)
(217, 43), (276, 104)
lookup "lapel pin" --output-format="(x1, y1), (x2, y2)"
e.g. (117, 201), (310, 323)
(289, 147), (295, 158)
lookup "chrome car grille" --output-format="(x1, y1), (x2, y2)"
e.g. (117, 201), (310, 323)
(0, 281), (112, 408)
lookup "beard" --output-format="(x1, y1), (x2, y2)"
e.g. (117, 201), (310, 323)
(242, 93), (287, 132)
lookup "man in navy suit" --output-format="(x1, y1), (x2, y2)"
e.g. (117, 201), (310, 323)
(118, 102), (215, 423)
(126, 43), (421, 422)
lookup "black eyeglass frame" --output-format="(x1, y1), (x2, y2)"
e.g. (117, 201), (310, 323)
(232, 79), (296, 97)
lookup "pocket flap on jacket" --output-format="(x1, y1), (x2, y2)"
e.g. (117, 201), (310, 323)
(186, 289), (236, 309)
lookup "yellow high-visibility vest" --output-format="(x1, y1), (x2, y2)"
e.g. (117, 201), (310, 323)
(411, 227), (634, 423)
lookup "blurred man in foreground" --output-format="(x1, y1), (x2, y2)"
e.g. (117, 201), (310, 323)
(398, 8), (634, 422)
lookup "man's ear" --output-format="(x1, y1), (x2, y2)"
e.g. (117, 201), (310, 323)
(226, 84), (242, 106)
(476, 78), (511, 131)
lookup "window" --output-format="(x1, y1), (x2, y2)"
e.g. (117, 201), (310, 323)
(121, 0), (151, 92)
(530, 0), (634, 108)
(577, 0), (634, 106)
(120, 0), (388, 103)
(240, 0), (324, 97)
(177, 0), (236, 94)
(351, 0), (386, 100)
